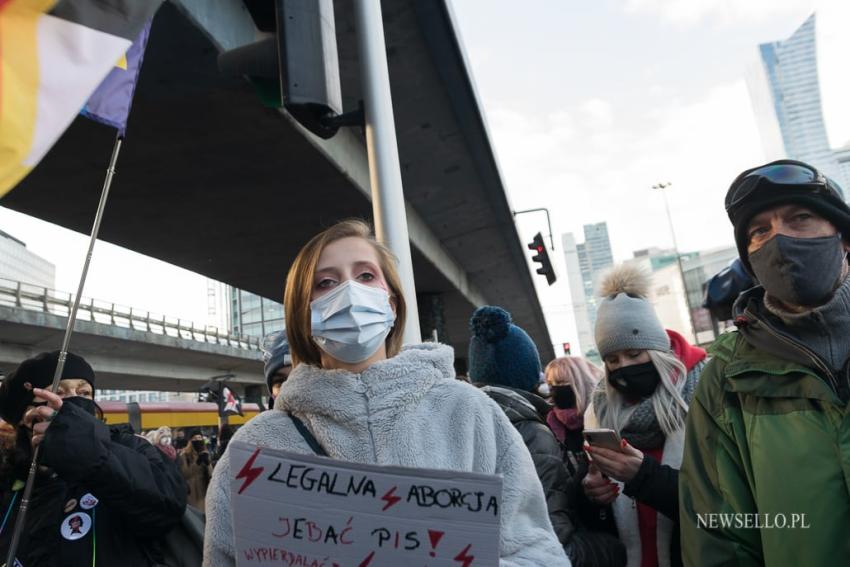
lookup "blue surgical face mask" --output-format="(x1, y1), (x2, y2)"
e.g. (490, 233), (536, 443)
(310, 280), (396, 364)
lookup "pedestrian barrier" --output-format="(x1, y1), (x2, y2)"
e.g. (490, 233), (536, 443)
(0, 277), (260, 351)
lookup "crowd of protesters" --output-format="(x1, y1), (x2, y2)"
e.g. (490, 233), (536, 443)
(0, 159), (847, 566)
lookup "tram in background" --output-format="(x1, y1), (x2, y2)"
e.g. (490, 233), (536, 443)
(100, 400), (262, 431)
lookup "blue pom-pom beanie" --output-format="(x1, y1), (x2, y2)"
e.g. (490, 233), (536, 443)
(468, 306), (541, 392)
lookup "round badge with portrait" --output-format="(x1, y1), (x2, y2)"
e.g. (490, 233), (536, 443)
(60, 511), (92, 541)
(79, 493), (99, 510)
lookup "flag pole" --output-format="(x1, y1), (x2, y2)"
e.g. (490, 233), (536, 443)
(5, 133), (123, 567)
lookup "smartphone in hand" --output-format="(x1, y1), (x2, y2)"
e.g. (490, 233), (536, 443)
(583, 428), (623, 452)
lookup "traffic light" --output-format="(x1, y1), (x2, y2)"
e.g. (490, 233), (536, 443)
(217, 0), (345, 139)
(563, 342), (571, 355)
(528, 232), (556, 285)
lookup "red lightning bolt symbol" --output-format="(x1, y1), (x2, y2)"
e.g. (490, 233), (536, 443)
(454, 544), (474, 567)
(235, 447), (264, 494)
(380, 486), (401, 511)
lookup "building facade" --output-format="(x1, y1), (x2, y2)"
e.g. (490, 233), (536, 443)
(96, 390), (197, 403)
(835, 144), (850, 196)
(561, 233), (595, 358)
(747, 13), (849, 194)
(624, 246), (737, 345)
(0, 229), (55, 289)
(561, 222), (614, 360)
(681, 246), (741, 343)
(230, 287), (285, 339)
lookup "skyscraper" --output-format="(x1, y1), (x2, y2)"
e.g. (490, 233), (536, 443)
(562, 234), (594, 357)
(583, 222), (614, 274)
(747, 14), (849, 193)
(562, 222), (614, 358)
(835, 144), (850, 197)
(581, 222), (614, 327)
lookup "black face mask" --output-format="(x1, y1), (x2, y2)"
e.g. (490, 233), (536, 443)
(750, 234), (846, 307)
(551, 386), (577, 410)
(608, 362), (660, 400)
(63, 396), (101, 419)
(191, 440), (205, 452)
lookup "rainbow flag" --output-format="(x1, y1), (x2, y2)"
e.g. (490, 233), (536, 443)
(0, 0), (161, 198)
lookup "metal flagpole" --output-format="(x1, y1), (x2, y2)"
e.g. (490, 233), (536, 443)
(353, 0), (422, 345)
(5, 133), (123, 567)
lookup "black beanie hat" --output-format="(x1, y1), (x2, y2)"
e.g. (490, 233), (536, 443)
(0, 351), (95, 424)
(725, 160), (850, 276)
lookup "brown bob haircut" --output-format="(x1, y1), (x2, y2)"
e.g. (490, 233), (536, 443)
(284, 219), (407, 367)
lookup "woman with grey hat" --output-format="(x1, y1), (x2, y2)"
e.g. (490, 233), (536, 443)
(582, 264), (706, 567)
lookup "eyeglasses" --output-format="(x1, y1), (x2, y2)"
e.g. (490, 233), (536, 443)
(725, 161), (828, 212)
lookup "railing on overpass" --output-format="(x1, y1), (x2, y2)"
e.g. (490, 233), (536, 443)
(0, 277), (260, 351)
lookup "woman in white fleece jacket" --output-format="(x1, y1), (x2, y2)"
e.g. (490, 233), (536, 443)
(202, 220), (569, 567)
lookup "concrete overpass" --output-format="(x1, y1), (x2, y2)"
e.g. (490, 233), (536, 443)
(0, 279), (264, 393)
(1, 0), (554, 365)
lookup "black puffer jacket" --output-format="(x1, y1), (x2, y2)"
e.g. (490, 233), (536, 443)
(0, 399), (187, 566)
(482, 386), (626, 567)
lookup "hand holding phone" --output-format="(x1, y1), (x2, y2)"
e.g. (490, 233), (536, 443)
(582, 428), (623, 452)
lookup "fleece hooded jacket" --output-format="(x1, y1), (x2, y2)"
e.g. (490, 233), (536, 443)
(203, 343), (570, 567)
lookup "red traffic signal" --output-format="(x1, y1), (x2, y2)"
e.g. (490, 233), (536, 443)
(527, 232), (556, 285)
(563, 342), (571, 355)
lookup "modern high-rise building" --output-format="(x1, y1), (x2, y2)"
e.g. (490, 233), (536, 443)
(835, 144), (850, 196)
(0, 229), (55, 289)
(229, 288), (284, 339)
(747, 14), (849, 194)
(579, 222), (614, 328)
(562, 222), (614, 359)
(561, 234), (594, 358)
(576, 243), (592, 298)
(583, 223), (614, 274)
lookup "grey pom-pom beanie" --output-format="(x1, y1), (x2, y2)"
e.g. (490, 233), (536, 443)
(594, 264), (670, 358)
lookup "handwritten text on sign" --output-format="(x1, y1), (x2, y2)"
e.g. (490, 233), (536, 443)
(230, 441), (502, 567)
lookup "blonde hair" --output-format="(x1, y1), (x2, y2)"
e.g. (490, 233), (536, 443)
(599, 349), (690, 436)
(284, 219), (407, 367)
(544, 357), (602, 416)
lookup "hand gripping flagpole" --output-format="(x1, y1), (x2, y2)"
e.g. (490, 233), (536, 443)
(5, 133), (123, 567)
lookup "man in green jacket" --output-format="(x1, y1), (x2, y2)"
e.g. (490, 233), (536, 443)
(680, 159), (850, 566)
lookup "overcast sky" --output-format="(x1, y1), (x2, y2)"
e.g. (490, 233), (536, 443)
(451, 0), (850, 349)
(1, 0), (848, 350)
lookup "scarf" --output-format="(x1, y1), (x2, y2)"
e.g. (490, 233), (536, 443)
(546, 408), (583, 444)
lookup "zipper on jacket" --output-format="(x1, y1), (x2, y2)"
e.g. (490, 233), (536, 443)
(749, 309), (840, 395)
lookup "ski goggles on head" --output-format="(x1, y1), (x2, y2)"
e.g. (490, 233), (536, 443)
(725, 161), (828, 212)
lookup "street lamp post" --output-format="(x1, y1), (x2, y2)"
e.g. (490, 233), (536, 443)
(652, 182), (698, 342)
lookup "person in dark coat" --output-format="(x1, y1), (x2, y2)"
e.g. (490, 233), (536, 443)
(470, 306), (627, 567)
(544, 356), (628, 561)
(179, 428), (212, 512)
(0, 351), (187, 567)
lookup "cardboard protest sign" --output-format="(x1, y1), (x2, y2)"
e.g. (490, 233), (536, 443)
(230, 441), (502, 567)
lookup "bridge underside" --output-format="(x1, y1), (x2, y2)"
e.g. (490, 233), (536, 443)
(0, 307), (263, 393)
(1, 0), (554, 368)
